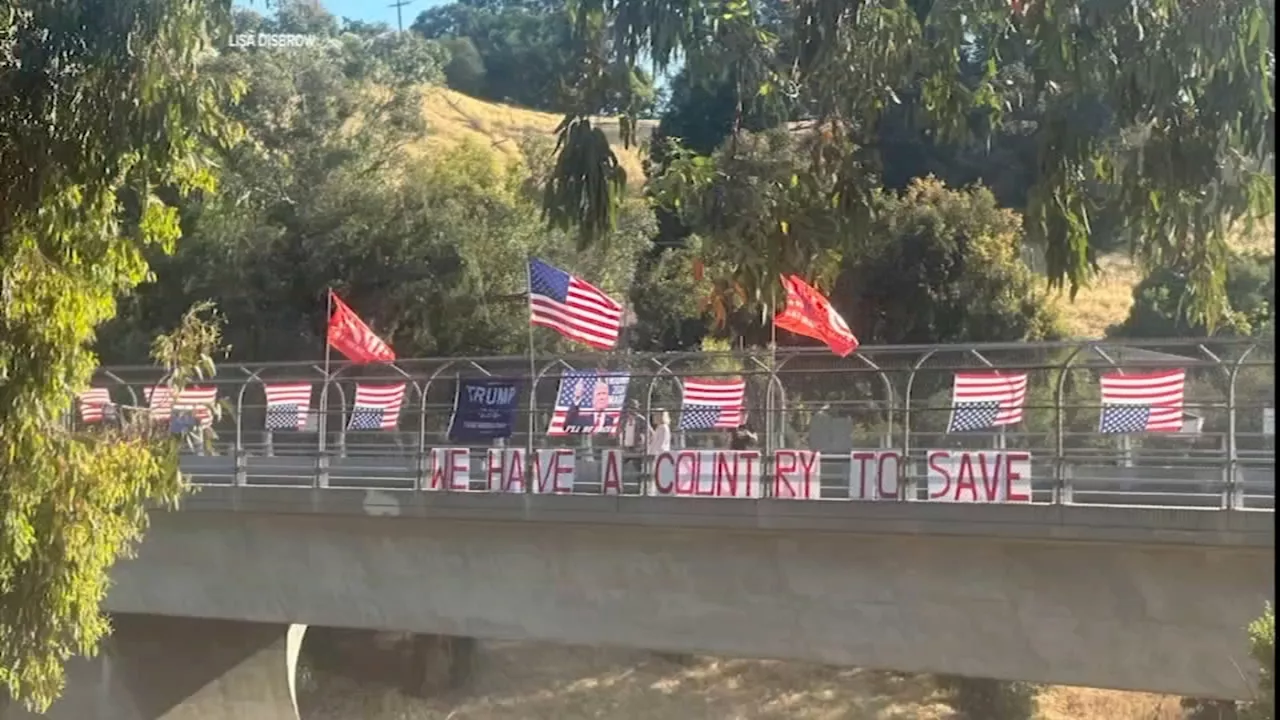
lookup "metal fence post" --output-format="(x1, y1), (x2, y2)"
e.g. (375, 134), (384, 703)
(1225, 344), (1257, 510)
(1054, 344), (1088, 506)
(901, 350), (937, 502)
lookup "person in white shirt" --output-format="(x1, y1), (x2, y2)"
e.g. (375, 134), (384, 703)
(647, 410), (671, 456)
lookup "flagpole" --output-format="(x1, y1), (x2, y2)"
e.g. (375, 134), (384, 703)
(324, 288), (334, 380)
(318, 289), (333, 477)
(524, 257), (537, 489)
(768, 277), (779, 455)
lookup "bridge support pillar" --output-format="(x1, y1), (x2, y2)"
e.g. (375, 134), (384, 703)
(3, 614), (306, 720)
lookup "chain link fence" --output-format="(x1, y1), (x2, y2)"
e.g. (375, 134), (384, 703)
(87, 337), (1275, 508)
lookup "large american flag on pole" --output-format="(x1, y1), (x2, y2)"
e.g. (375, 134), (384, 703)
(347, 383), (406, 431)
(677, 379), (746, 430)
(264, 382), (312, 431)
(1099, 369), (1186, 433)
(528, 258), (623, 350)
(947, 372), (1028, 432)
(78, 388), (115, 424)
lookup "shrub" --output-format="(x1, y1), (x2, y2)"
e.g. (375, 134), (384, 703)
(1242, 604), (1275, 720)
(937, 675), (1038, 720)
(1182, 698), (1240, 720)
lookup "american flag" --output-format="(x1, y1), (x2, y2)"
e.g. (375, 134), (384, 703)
(528, 258), (623, 350)
(145, 386), (216, 425)
(546, 370), (629, 436)
(678, 379), (746, 430)
(1099, 369), (1186, 433)
(264, 382), (312, 431)
(145, 386), (172, 421)
(347, 383), (405, 431)
(78, 388), (115, 424)
(146, 386), (216, 432)
(947, 372), (1029, 433)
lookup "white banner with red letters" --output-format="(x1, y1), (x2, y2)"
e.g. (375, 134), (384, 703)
(925, 449), (1032, 503)
(414, 447), (1034, 503)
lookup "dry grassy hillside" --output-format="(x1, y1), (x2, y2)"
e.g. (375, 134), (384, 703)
(298, 641), (1184, 720)
(412, 87), (655, 187)
(1051, 216), (1275, 338)
(410, 88), (1273, 339)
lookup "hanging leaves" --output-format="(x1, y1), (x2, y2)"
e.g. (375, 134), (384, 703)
(1, 0), (236, 710)
(544, 0), (1275, 330)
(542, 117), (628, 250)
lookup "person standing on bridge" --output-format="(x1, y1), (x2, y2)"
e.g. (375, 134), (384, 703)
(642, 410), (671, 495)
(729, 412), (758, 451)
(620, 399), (648, 480)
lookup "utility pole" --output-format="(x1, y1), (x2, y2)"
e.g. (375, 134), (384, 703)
(388, 0), (415, 33)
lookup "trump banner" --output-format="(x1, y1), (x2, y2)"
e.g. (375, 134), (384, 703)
(546, 370), (630, 436)
(448, 378), (522, 442)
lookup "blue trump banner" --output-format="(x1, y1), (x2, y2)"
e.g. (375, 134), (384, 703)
(448, 378), (522, 442)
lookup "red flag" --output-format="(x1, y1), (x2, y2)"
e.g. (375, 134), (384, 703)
(774, 274), (859, 357)
(327, 291), (395, 364)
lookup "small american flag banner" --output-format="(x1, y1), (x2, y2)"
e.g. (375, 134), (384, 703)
(264, 383), (312, 431)
(145, 386), (172, 422)
(78, 388), (115, 424)
(146, 386), (216, 424)
(947, 372), (1028, 433)
(347, 383), (406, 431)
(171, 386), (217, 431)
(528, 258), (623, 350)
(678, 379), (746, 431)
(1099, 369), (1186, 433)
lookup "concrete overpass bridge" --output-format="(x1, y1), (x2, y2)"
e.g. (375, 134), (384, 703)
(13, 338), (1276, 719)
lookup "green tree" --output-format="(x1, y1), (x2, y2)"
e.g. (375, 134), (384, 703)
(101, 73), (655, 358)
(439, 36), (489, 96)
(839, 177), (1064, 346)
(97, 18), (452, 361)
(412, 0), (656, 115)
(628, 246), (711, 351)
(1109, 253), (1275, 339)
(542, 0), (1275, 331)
(651, 131), (1062, 346)
(0, 0), (240, 709)
(1242, 604), (1276, 720)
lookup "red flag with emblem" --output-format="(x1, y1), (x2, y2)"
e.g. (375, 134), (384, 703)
(773, 274), (859, 357)
(327, 290), (395, 364)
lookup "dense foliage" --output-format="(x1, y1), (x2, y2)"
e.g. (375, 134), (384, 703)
(412, 0), (657, 114)
(95, 0), (1070, 362)
(1243, 604), (1275, 720)
(538, 0), (1275, 329)
(0, 0), (242, 709)
(650, 130), (1063, 344)
(97, 4), (654, 360)
(1110, 252), (1275, 340)
(0, 0), (1274, 708)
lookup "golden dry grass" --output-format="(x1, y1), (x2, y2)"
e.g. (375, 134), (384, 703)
(411, 87), (654, 188)
(407, 88), (1273, 340)
(1231, 215), (1277, 255)
(1048, 215), (1275, 339)
(299, 641), (1186, 720)
(1037, 686), (1184, 720)
(1048, 253), (1144, 340)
